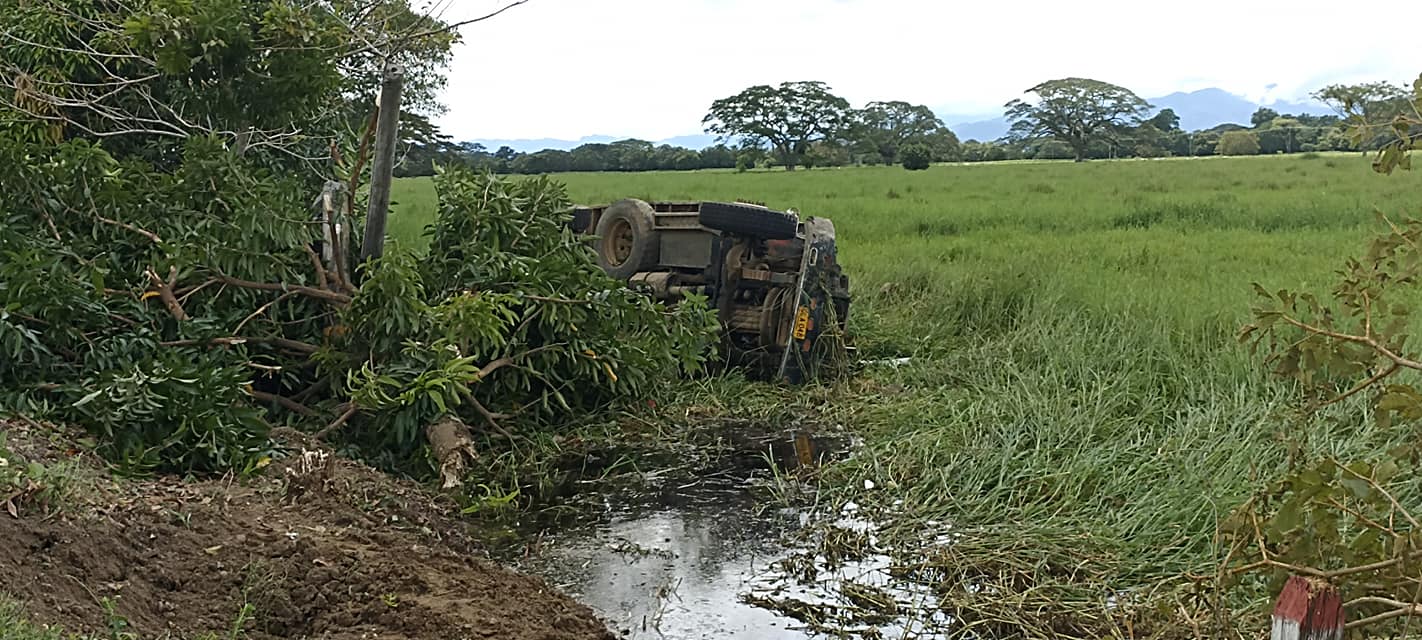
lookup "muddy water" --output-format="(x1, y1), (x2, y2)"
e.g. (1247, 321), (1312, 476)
(497, 430), (952, 639)
(511, 482), (808, 638)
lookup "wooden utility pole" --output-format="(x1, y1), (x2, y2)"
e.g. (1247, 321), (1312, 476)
(1271, 575), (1343, 640)
(360, 63), (404, 265)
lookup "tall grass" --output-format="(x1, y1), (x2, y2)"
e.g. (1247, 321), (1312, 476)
(392, 155), (1422, 632)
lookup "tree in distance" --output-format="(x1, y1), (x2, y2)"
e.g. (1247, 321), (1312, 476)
(1147, 108), (1180, 132)
(1313, 81), (1412, 151)
(703, 81), (852, 171)
(899, 142), (932, 170)
(855, 101), (953, 165)
(1215, 130), (1261, 155)
(1250, 107), (1280, 128)
(1004, 78), (1152, 162)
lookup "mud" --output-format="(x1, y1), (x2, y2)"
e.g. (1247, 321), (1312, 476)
(0, 421), (615, 640)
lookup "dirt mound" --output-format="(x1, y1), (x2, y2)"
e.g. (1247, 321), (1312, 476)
(0, 421), (615, 640)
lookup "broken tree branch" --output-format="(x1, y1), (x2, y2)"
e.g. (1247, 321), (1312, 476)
(1279, 315), (1422, 371)
(247, 389), (316, 416)
(291, 377), (330, 403)
(97, 215), (162, 244)
(425, 415), (479, 490)
(313, 404), (359, 441)
(215, 274), (351, 305)
(1345, 597), (1422, 629)
(159, 336), (319, 354)
(303, 244), (330, 291)
(461, 390), (515, 440)
(145, 266), (188, 321)
(348, 108), (379, 196)
(392, 1), (530, 46)
(233, 291), (298, 334)
(477, 343), (564, 380)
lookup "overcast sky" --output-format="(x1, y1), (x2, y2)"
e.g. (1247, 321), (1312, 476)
(428, 0), (1420, 142)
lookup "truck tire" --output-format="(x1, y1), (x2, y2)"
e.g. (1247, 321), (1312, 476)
(595, 199), (659, 280)
(698, 202), (799, 240)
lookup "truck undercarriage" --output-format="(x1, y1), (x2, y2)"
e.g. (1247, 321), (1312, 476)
(571, 199), (850, 383)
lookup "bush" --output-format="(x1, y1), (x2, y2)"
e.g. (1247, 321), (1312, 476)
(332, 168), (720, 473)
(1215, 131), (1261, 156)
(0, 136), (719, 477)
(0, 0), (713, 483)
(804, 141), (849, 169)
(900, 143), (932, 170)
(1034, 140), (1075, 160)
(1135, 144), (1169, 158)
(1, 138), (313, 474)
(70, 353), (270, 473)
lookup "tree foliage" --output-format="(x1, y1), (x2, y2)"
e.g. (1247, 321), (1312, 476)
(1147, 108), (1181, 132)
(0, 134), (718, 477)
(0, 0), (718, 482)
(703, 81), (852, 171)
(1215, 130), (1260, 156)
(0, 0), (461, 168)
(899, 143), (931, 170)
(331, 169), (720, 473)
(1004, 78), (1152, 162)
(854, 101), (953, 165)
(1251, 107), (1281, 128)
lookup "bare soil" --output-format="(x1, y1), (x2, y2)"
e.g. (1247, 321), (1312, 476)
(0, 420), (616, 640)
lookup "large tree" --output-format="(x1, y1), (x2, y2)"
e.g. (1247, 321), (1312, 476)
(1250, 107), (1281, 128)
(1147, 108), (1181, 132)
(1004, 78), (1152, 162)
(1313, 81), (1412, 150)
(853, 101), (955, 165)
(703, 81), (852, 170)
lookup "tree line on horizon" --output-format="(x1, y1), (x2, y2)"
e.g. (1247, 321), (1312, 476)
(395, 78), (1415, 176)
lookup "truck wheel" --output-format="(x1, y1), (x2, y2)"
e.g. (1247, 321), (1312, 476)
(698, 202), (799, 240)
(595, 199), (659, 280)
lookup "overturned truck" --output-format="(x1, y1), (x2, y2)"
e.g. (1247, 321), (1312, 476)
(571, 199), (851, 383)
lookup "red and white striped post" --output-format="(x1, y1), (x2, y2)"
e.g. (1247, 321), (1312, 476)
(1272, 575), (1344, 640)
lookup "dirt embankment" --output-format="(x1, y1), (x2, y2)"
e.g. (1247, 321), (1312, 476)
(0, 421), (615, 640)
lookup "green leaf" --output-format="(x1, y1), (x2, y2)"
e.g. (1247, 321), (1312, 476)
(1376, 459), (1401, 483)
(1341, 466), (1373, 499)
(72, 389), (104, 408)
(1272, 500), (1301, 535)
(1349, 529), (1383, 563)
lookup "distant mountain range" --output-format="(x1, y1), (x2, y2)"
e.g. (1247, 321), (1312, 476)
(945, 88), (1335, 142)
(467, 88), (1337, 153)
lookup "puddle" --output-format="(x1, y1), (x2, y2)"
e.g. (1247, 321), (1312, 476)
(509, 482), (807, 638)
(493, 428), (954, 639)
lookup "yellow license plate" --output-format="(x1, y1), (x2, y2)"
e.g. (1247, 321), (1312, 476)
(792, 306), (810, 340)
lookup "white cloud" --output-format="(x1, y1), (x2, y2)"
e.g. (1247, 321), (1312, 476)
(431, 0), (1421, 141)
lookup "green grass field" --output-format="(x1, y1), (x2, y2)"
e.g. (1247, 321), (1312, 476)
(391, 155), (1422, 631)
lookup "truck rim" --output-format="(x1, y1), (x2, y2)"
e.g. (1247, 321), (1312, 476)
(601, 218), (634, 266)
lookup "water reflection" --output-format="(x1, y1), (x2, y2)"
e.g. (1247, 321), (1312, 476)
(513, 485), (808, 639)
(497, 429), (952, 639)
